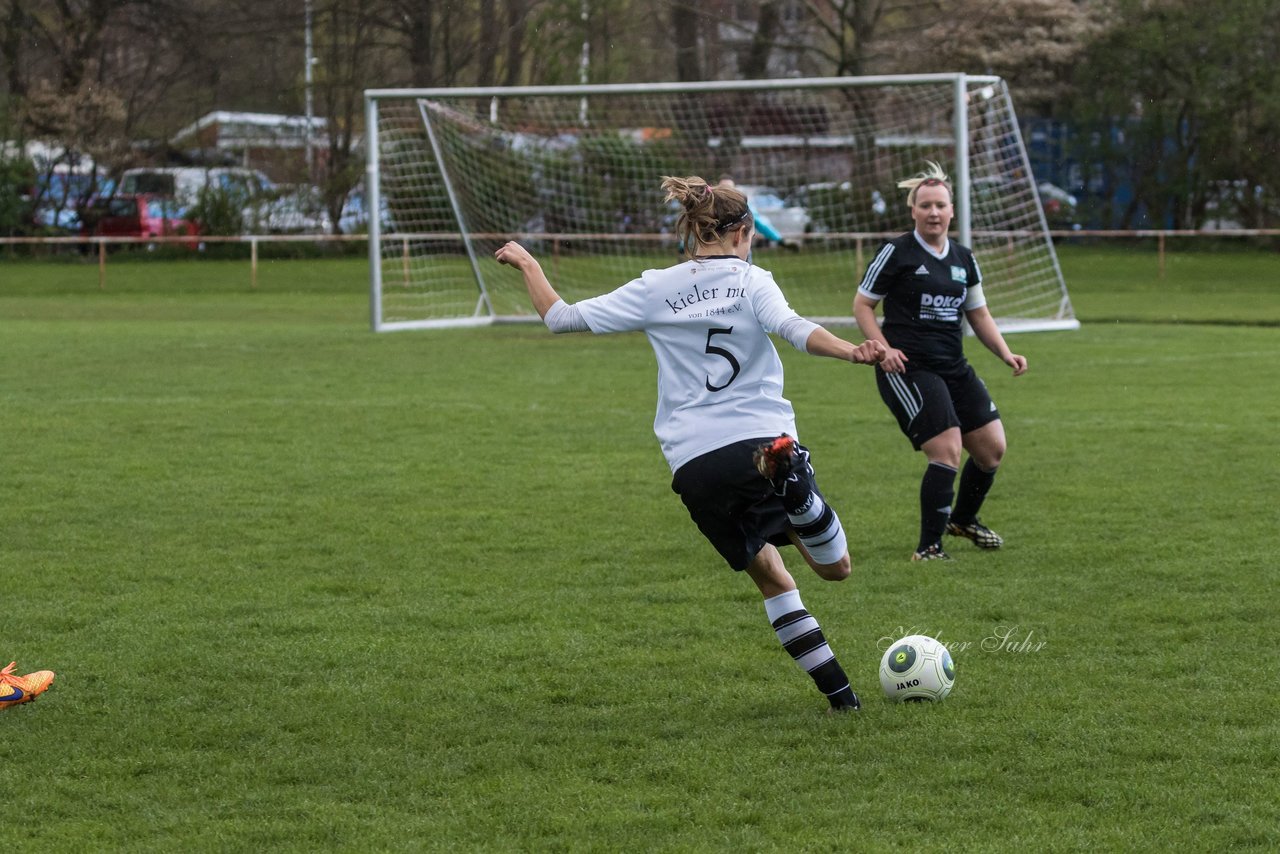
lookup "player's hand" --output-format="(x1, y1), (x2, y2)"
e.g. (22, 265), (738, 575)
(850, 339), (886, 365)
(878, 346), (909, 374)
(495, 241), (534, 270)
(1006, 353), (1028, 377)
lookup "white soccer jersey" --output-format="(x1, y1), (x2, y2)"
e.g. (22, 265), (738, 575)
(575, 257), (802, 472)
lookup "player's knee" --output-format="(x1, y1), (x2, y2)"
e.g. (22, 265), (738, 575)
(926, 434), (963, 469)
(932, 448), (962, 469)
(975, 444), (1005, 470)
(815, 555), (851, 581)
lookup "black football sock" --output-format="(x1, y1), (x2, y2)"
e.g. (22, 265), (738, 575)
(951, 458), (997, 526)
(764, 590), (859, 710)
(919, 461), (957, 551)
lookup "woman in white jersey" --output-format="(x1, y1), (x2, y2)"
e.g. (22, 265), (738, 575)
(853, 162), (1027, 562)
(496, 175), (884, 713)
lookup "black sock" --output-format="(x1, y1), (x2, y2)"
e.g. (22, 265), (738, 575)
(919, 461), (957, 551)
(764, 590), (859, 709)
(952, 458), (997, 525)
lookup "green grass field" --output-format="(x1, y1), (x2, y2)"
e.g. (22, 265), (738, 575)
(2, 247), (1278, 850)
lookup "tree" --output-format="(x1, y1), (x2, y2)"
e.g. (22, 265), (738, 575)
(789, 1), (937, 223)
(19, 0), (129, 91)
(1, 0), (27, 99)
(1069, 0), (1280, 228)
(18, 79), (127, 198)
(797, 0), (933, 78)
(911, 0), (1106, 114)
(500, 0), (532, 86)
(0, 1), (140, 229)
(668, 0), (701, 82)
(0, 0), (245, 152)
(377, 0), (481, 87)
(313, 0), (392, 232)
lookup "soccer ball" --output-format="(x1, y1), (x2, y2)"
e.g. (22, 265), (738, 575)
(879, 634), (955, 702)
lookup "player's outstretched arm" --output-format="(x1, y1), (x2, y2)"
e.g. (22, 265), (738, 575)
(853, 292), (908, 373)
(803, 326), (886, 365)
(495, 241), (561, 319)
(966, 305), (1028, 376)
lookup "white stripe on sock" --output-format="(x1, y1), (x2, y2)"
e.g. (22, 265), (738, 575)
(796, 644), (835, 672)
(802, 524), (847, 565)
(775, 616), (820, 645)
(788, 494), (826, 527)
(763, 589), (803, 624)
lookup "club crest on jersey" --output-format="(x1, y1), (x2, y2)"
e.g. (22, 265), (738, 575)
(950, 265), (967, 283)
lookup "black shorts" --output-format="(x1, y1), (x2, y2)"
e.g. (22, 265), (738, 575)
(670, 437), (800, 571)
(875, 364), (999, 450)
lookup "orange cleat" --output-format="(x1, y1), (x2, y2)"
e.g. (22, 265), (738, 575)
(753, 434), (800, 486)
(0, 661), (56, 709)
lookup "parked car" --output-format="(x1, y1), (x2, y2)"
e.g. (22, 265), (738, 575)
(80, 193), (201, 249)
(972, 176), (1080, 230)
(30, 172), (117, 234)
(785, 181), (891, 234)
(118, 166), (328, 233)
(733, 184), (810, 246)
(7, 146), (110, 235)
(337, 188), (394, 234)
(1036, 181), (1080, 230)
(252, 183), (332, 234)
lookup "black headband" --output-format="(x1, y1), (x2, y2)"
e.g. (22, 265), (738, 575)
(714, 209), (752, 232)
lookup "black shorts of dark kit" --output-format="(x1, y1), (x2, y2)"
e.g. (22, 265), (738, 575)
(875, 363), (1000, 451)
(671, 437), (800, 571)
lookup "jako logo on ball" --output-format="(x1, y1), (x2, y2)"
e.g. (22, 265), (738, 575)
(878, 634), (955, 702)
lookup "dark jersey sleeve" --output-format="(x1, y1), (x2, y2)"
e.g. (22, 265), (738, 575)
(857, 233), (973, 373)
(857, 240), (898, 300)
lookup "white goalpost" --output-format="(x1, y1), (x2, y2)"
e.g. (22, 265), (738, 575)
(364, 75), (1078, 333)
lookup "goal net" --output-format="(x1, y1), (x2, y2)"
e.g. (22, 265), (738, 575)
(364, 75), (1077, 333)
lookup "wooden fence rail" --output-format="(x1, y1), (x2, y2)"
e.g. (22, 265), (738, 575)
(2, 230), (1276, 290)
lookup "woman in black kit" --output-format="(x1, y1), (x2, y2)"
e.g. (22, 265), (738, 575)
(853, 162), (1028, 562)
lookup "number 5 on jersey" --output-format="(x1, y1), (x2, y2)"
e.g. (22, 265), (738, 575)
(705, 327), (740, 392)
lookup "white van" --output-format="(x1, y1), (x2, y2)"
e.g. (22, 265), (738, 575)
(118, 166), (272, 206)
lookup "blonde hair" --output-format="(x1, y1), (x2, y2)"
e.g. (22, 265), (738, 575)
(897, 161), (953, 207)
(660, 175), (751, 255)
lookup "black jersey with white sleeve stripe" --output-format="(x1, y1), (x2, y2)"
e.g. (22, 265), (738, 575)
(857, 231), (985, 375)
